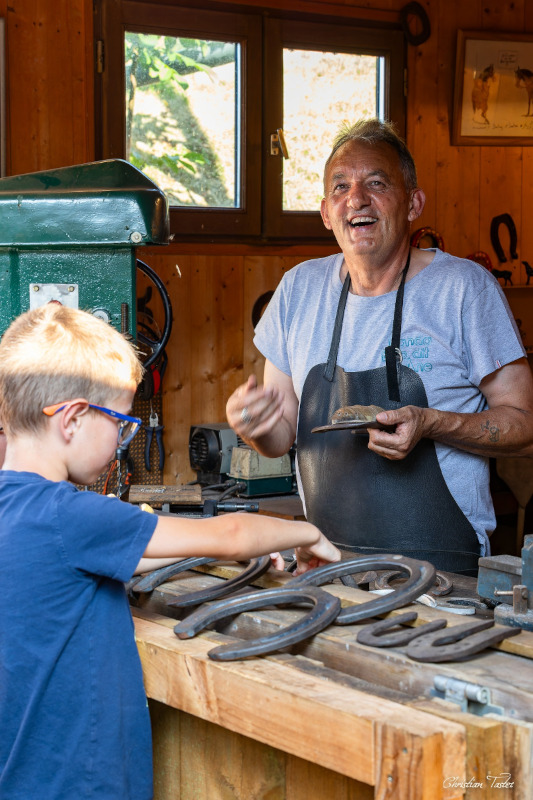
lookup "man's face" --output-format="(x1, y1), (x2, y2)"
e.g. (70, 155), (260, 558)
(320, 140), (423, 264)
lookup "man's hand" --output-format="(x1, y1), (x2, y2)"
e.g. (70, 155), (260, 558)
(368, 405), (428, 460)
(226, 374), (285, 440)
(293, 531), (341, 575)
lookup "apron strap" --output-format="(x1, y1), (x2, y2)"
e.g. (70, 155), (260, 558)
(324, 271), (351, 382)
(324, 253), (411, 394)
(385, 253), (411, 402)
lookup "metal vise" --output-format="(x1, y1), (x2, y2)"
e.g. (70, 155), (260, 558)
(477, 534), (533, 630)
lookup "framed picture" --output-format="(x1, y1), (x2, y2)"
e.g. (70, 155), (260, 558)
(452, 29), (533, 145)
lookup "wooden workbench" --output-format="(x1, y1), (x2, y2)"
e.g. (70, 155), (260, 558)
(131, 564), (533, 799)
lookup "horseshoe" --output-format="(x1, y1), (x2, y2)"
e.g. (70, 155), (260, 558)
(288, 554), (436, 624)
(374, 569), (453, 597)
(127, 557), (217, 595)
(466, 251), (493, 271)
(410, 226), (444, 250)
(167, 555), (273, 608)
(400, 2), (431, 46)
(490, 214), (518, 263)
(173, 586), (341, 660)
(251, 290), (275, 328)
(406, 619), (521, 663)
(356, 611), (447, 647)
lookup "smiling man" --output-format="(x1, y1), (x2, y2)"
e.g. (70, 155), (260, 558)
(226, 118), (533, 575)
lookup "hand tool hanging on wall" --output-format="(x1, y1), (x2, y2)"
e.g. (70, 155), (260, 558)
(144, 404), (164, 471)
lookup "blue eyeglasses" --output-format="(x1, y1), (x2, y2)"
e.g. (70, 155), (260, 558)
(43, 401), (142, 447)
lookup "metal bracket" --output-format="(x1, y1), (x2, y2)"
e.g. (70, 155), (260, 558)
(431, 675), (505, 716)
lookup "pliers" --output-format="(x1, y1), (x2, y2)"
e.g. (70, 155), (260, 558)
(144, 409), (164, 471)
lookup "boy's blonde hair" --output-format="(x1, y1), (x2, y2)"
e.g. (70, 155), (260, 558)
(0, 304), (143, 435)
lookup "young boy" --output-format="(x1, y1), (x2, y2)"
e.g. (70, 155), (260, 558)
(0, 304), (340, 800)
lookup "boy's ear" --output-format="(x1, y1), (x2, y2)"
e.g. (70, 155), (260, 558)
(58, 399), (90, 442)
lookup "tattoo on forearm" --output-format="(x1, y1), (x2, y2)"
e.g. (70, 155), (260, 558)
(481, 419), (500, 443)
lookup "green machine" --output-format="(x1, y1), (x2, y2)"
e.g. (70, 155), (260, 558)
(0, 159), (170, 359)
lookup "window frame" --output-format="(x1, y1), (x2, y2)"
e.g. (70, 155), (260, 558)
(262, 16), (406, 239)
(96, 0), (262, 237)
(95, 1), (406, 242)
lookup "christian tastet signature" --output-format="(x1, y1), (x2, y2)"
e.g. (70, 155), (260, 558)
(443, 773), (514, 790)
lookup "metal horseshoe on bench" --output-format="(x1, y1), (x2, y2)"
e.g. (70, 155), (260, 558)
(288, 554), (436, 624)
(406, 618), (521, 663)
(356, 611), (448, 647)
(167, 555), (273, 608)
(374, 569), (453, 597)
(127, 556), (218, 596)
(173, 585), (341, 660)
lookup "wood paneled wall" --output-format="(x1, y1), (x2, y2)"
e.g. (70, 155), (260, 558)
(4, 0), (533, 482)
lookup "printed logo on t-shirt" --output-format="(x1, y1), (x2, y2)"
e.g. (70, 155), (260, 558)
(382, 335), (433, 372)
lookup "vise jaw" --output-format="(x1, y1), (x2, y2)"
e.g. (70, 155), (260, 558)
(477, 534), (533, 630)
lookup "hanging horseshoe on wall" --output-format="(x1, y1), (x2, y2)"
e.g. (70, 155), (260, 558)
(410, 226), (445, 250)
(251, 290), (275, 329)
(400, 2), (431, 46)
(490, 214), (518, 263)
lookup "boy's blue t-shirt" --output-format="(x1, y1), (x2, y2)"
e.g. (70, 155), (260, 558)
(0, 471), (158, 800)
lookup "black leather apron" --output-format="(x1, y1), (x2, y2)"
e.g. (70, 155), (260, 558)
(296, 259), (481, 575)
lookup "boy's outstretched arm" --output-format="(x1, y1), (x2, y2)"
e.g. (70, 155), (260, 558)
(138, 513), (340, 574)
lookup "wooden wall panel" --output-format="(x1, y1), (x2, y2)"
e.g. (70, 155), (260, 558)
(6, 0), (94, 174)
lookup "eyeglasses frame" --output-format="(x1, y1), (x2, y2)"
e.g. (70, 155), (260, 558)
(43, 401), (143, 447)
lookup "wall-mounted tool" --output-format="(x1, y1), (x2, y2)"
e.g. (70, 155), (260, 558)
(144, 405), (165, 472)
(477, 533), (533, 631)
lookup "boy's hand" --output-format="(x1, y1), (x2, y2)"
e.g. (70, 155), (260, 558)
(293, 531), (341, 576)
(269, 552), (286, 571)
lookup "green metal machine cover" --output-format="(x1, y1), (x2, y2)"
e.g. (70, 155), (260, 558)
(0, 159), (169, 337)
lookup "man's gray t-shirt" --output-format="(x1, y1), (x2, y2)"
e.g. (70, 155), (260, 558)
(254, 249), (526, 555)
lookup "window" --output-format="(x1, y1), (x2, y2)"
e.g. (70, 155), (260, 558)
(95, 2), (405, 240)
